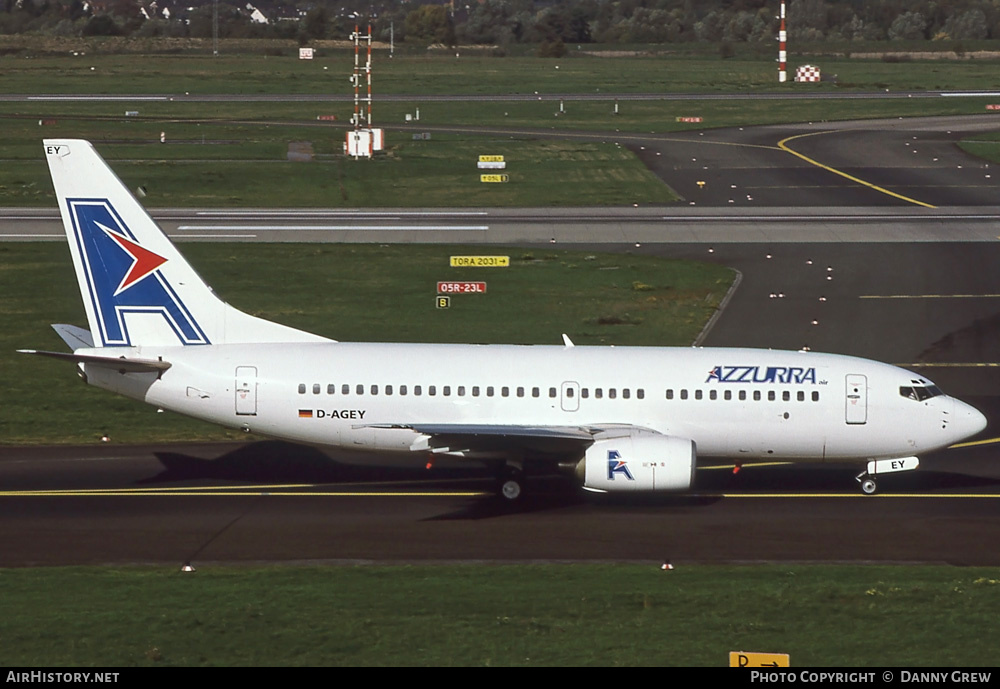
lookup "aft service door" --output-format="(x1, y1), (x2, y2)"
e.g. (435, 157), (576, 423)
(845, 374), (867, 425)
(561, 381), (580, 412)
(235, 366), (258, 416)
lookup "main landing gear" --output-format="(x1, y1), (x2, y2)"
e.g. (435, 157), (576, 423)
(497, 464), (526, 502)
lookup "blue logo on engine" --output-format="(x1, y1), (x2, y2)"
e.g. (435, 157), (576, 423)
(607, 450), (635, 481)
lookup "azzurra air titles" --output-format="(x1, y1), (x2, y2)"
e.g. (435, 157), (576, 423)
(706, 365), (825, 385)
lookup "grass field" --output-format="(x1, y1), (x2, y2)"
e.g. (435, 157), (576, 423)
(959, 131), (1000, 163)
(0, 133), (678, 208)
(0, 242), (733, 444)
(4, 44), (1000, 95)
(2, 42), (1000, 207)
(1, 564), (998, 666)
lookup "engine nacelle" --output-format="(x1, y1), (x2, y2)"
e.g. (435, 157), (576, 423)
(578, 431), (696, 493)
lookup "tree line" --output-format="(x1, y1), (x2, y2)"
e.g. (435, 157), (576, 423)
(3, 0), (1000, 47)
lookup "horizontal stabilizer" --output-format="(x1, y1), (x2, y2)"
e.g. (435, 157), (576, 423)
(51, 324), (95, 350)
(18, 349), (171, 374)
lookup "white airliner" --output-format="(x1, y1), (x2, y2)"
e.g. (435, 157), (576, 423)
(24, 139), (988, 499)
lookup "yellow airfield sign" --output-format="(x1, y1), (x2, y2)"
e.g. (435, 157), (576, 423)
(449, 256), (509, 268)
(729, 651), (790, 667)
(478, 155), (505, 162)
(480, 174), (509, 183)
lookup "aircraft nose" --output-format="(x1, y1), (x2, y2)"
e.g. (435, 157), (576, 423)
(954, 399), (988, 440)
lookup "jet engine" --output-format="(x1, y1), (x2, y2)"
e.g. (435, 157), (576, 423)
(576, 430), (696, 493)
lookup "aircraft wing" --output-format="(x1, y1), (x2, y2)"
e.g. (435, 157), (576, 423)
(367, 423), (642, 456)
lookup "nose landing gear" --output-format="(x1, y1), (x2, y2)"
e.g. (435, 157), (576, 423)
(856, 472), (878, 495)
(856, 457), (920, 495)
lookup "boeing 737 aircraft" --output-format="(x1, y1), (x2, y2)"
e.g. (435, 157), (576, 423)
(23, 139), (988, 499)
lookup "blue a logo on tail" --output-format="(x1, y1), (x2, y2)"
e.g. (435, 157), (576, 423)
(68, 198), (209, 346)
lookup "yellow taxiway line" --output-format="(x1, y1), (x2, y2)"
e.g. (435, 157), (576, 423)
(777, 131), (937, 208)
(862, 294), (1000, 299)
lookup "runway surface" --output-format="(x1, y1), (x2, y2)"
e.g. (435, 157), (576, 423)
(3, 114), (1000, 567)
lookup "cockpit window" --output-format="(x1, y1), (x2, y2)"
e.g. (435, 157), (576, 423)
(899, 385), (943, 401)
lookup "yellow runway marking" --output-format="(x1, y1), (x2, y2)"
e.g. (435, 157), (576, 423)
(949, 436), (1000, 449)
(861, 294), (1000, 299)
(0, 482), (489, 498)
(777, 131), (937, 208)
(898, 363), (1000, 368)
(1, 486), (994, 499)
(701, 462), (793, 471)
(0, 489), (489, 497)
(713, 493), (1000, 499)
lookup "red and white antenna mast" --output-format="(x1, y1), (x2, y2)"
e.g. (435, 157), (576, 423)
(778, 0), (787, 83)
(366, 24), (373, 128)
(346, 22), (383, 159)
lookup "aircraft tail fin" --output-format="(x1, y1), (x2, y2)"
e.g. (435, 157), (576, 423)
(43, 140), (331, 348)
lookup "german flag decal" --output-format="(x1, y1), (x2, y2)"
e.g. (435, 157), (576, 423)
(298, 409), (313, 418)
